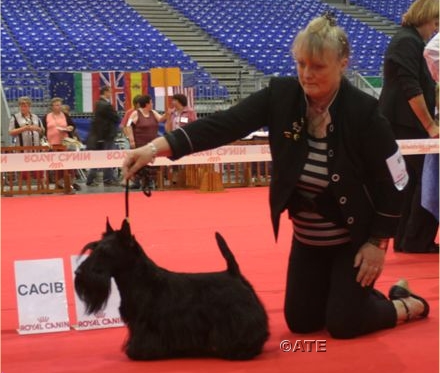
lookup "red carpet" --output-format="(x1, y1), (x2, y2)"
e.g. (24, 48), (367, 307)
(1, 188), (439, 373)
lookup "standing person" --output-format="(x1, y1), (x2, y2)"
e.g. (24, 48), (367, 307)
(126, 95), (166, 189)
(120, 95), (142, 149)
(379, 0), (439, 253)
(42, 97), (76, 146)
(61, 104), (84, 147)
(123, 15), (430, 339)
(165, 93), (197, 185)
(42, 97), (80, 192)
(86, 86), (120, 187)
(165, 93), (197, 132)
(8, 96), (45, 184)
(421, 32), (440, 221)
(424, 32), (439, 82)
(9, 96), (44, 146)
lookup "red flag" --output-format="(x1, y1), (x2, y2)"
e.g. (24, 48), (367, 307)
(124, 72), (150, 110)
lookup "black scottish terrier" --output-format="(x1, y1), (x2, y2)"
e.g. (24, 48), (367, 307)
(74, 219), (269, 360)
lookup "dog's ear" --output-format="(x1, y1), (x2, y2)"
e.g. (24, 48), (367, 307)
(120, 218), (132, 239)
(106, 217), (114, 234)
(80, 241), (98, 255)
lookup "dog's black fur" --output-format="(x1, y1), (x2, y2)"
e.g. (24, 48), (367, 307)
(74, 219), (269, 360)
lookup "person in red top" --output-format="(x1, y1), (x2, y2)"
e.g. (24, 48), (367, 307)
(120, 95), (142, 148)
(165, 94), (197, 132)
(126, 95), (166, 189)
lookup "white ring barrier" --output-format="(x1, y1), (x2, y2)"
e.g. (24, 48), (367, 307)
(1, 139), (438, 172)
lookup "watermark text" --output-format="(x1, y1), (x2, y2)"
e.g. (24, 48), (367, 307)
(280, 339), (327, 352)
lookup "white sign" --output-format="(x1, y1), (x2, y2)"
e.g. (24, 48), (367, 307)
(386, 148), (409, 191)
(71, 255), (124, 331)
(14, 258), (70, 335)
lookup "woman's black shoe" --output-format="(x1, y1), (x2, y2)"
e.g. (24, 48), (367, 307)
(389, 279), (430, 319)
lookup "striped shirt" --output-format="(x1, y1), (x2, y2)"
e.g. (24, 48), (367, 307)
(291, 135), (351, 246)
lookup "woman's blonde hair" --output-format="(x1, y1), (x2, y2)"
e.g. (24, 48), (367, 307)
(50, 97), (63, 106)
(292, 14), (350, 60)
(17, 96), (32, 105)
(402, 0), (439, 27)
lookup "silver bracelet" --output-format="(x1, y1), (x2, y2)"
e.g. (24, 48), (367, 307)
(147, 142), (157, 163)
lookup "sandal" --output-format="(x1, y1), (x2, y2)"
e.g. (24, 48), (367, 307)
(389, 279), (429, 319)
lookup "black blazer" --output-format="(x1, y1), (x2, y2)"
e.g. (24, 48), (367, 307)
(165, 77), (406, 248)
(87, 98), (120, 149)
(379, 26), (436, 139)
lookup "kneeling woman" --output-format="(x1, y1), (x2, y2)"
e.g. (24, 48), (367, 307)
(122, 14), (429, 338)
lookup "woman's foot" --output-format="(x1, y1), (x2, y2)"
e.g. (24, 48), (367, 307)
(390, 279), (429, 322)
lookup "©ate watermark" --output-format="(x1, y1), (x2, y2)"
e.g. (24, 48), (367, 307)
(280, 339), (327, 352)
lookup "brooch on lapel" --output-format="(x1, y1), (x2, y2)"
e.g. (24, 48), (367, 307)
(284, 118), (304, 141)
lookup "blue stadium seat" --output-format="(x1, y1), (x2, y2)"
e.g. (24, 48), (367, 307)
(350, 0), (412, 24)
(164, 0), (392, 76)
(1, 0), (228, 100)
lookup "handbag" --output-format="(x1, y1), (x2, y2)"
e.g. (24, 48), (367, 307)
(62, 136), (85, 150)
(40, 135), (50, 147)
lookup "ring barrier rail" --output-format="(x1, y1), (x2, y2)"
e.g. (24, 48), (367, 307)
(2, 139), (438, 172)
(1, 138), (438, 194)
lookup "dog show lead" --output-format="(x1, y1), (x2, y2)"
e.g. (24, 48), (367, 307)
(123, 14), (430, 340)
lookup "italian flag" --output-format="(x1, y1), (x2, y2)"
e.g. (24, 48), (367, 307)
(74, 73), (101, 113)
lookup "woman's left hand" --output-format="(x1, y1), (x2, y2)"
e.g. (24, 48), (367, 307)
(354, 242), (386, 287)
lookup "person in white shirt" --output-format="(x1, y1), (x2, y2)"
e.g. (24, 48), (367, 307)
(9, 96), (44, 146)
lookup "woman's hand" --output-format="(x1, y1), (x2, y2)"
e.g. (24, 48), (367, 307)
(66, 126), (74, 132)
(122, 143), (157, 180)
(354, 242), (386, 287)
(29, 125), (43, 133)
(427, 120), (439, 138)
(122, 137), (172, 181)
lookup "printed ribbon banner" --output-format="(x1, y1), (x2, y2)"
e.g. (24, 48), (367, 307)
(71, 255), (124, 331)
(14, 258), (70, 335)
(1, 139), (438, 172)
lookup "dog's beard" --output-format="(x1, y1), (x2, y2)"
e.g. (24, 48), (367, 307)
(74, 269), (112, 314)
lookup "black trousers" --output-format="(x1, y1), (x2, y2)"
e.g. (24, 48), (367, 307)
(284, 237), (397, 339)
(394, 154), (438, 252)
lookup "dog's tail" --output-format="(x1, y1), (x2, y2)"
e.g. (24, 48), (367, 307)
(215, 232), (240, 276)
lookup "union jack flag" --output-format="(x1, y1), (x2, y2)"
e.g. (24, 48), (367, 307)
(100, 71), (125, 111)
